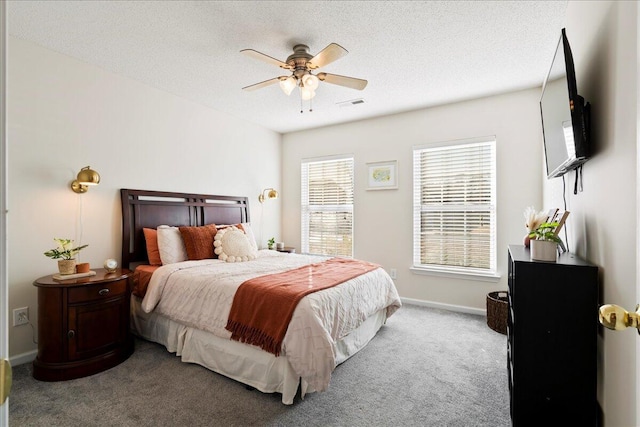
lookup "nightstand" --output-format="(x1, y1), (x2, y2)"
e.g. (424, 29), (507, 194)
(32, 268), (134, 381)
(276, 247), (296, 253)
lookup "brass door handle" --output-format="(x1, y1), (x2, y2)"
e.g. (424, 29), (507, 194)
(599, 304), (640, 334)
(0, 359), (11, 405)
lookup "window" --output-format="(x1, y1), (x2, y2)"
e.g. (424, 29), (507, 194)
(412, 137), (497, 278)
(301, 155), (354, 257)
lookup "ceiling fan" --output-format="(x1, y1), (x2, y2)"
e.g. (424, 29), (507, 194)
(241, 43), (368, 110)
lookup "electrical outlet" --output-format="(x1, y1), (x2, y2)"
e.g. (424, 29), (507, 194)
(389, 269), (397, 280)
(13, 307), (29, 327)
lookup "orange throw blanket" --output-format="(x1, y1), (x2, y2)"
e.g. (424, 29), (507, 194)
(226, 257), (380, 356)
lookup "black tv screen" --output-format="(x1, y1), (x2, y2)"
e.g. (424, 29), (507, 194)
(540, 28), (590, 179)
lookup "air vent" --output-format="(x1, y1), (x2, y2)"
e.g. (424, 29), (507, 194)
(337, 98), (365, 108)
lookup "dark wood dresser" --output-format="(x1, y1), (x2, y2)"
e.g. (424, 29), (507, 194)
(507, 245), (598, 425)
(32, 268), (134, 381)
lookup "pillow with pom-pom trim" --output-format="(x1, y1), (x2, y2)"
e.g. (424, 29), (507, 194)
(213, 226), (257, 262)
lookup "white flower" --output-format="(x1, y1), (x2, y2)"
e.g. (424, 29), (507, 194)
(523, 206), (547, 232)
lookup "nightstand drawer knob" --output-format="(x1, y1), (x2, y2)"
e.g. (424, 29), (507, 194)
(68, 330), (75, 339)
(98, 288), (110, 296)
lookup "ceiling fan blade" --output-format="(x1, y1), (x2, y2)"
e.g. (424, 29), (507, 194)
(240, 49), (292, 69)
(307, 43), (348, 69)
(242, 77), (283, 91)
(317, 72), (368, 90)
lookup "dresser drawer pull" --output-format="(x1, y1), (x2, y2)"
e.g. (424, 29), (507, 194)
(68, 330), (75, 339)
(98, 288), (110, 296)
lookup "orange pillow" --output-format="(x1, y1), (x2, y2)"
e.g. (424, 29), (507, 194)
(132, 265), (160, 297)
(143, 228), (162, 266)
(179, 224), (218, 260)
(217, 223), (245, 233)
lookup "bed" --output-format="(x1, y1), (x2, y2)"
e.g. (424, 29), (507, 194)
(121, 188), (401, 404)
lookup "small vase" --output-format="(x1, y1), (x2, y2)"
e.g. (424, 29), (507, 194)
(57, 259), (77, 275)
(530, 240), (558, 262)
(76, 262), (90, 274)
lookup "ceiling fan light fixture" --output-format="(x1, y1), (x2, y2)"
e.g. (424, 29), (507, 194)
(242, 43), (367, 111)
(300, 86), (316, 100)
(301, 73), (319, 91)
(279, 76), (297, 96)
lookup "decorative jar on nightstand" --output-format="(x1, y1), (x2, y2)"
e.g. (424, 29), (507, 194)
(32, 268), (134, 381)
(276, 247), (296, 253)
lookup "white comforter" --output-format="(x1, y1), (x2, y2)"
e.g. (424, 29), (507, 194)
(141, 250), (401, 392)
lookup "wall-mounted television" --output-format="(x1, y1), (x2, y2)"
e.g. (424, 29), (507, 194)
(540, 28), (591, 179)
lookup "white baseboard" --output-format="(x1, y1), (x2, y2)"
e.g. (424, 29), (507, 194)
(10, 349), (37, 367)
(401, 297), (486, 316)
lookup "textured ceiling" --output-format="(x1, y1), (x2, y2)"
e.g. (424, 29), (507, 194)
(7, 1), (568, 134)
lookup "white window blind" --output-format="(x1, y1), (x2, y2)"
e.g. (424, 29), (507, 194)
(301, 155), (354, 257)
(413, 137), (496, 275)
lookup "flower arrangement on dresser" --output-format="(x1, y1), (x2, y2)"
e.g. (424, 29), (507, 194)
(44, 238), (88, 274)
(523, 207), (569, 262)
(523, 207), (548, 247)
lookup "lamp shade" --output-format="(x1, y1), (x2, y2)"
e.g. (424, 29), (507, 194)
(300, 86), (316, 101)
(266, 188), (278, 199)
(301, 73), (319, 91)
(77, 166), (100, 185)
(71, 166), (100, 193)
(279, 76), (297, 96)
(258, 188), (279, 203)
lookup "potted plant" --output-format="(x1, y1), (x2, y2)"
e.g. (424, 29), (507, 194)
(523, 206), (548, 247)
(44, 238), (88, 274)
(528, 222), (563, 262)
(267, 237), (275, 250)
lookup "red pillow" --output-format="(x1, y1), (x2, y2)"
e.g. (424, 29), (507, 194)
(143, 228), (162, 266)
(179, 224), (218, 260)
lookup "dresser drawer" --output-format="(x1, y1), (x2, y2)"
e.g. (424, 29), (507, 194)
(68, 279), (127, 304)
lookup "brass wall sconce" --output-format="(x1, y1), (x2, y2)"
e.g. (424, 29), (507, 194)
(599, 304), (640, 335)
(258, 188), (279, 203)
(71, 166), (101, 194)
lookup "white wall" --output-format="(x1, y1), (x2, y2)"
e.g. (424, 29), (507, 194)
(282, 88), (543, 310)
(7, 37), (282, 358)
(543, 2), (638, 425)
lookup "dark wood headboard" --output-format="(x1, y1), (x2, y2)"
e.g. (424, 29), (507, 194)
(120, 189), (250, 268)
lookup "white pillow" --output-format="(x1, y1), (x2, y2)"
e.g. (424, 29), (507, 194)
(156, 225), (188, 265)
(240, 222), (258, 250)
(214, 226), (257, 262)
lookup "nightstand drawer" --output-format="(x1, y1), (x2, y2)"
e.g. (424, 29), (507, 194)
(68, 279), (127, 304)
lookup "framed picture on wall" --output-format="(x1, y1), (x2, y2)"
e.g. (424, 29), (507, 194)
(366, 160), (398, 190)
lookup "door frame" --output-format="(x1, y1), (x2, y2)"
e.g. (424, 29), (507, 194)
(636, 4), (640, 425)
(0, 0), (9, 424)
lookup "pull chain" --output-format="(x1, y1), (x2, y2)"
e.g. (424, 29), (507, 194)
(300, 80), (304, 114)
(298, 83), (314, 113)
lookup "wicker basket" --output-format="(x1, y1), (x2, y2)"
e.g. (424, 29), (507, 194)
(486, 291), (509, 335)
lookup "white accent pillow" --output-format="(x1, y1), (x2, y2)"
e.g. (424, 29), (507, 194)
(214, 226), (257, 262)
(240, 222), (258, 250)
(156, 225), (188, 265)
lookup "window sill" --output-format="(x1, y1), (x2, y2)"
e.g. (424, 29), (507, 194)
(410, 266), (501, 282)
